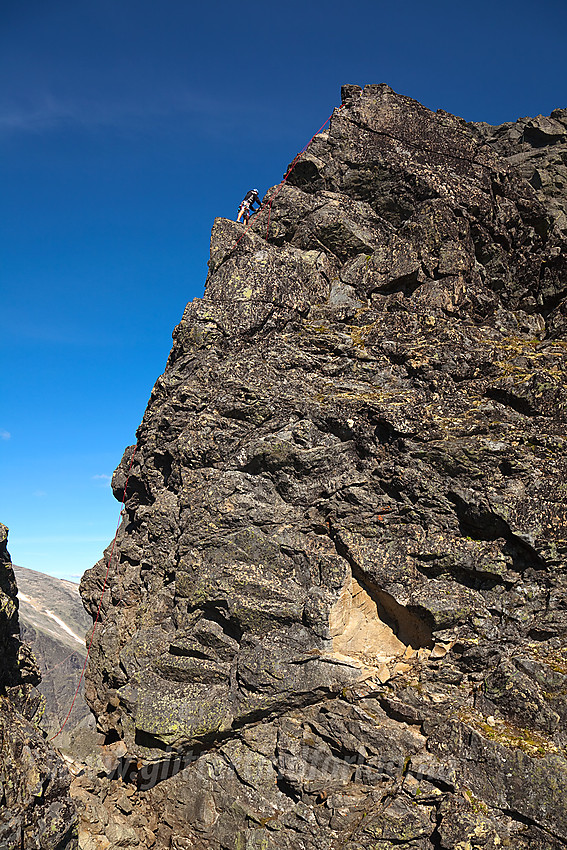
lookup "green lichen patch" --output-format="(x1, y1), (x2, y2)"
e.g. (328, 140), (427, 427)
(458, 708), (561, 758)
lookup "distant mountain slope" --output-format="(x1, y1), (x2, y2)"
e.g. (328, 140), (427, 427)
(14, 565), (91, 649)
(14, 565), (93, 744)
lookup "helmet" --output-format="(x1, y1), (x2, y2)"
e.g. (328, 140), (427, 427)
(252, 188), (259, 194)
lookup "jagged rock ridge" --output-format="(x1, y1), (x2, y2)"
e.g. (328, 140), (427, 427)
(0, 526), (78, 848)
(474, 108), (567, 234)
(81, 84), (567, 849)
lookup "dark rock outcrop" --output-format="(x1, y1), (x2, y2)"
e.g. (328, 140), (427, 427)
(475, 108), (567, 235)
(81, 84), (567, 849)
(0, 525), (78, 848)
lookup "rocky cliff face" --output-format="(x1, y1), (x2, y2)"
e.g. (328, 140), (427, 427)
(81, 84), (567, 849)
(0, 526), (78, 848)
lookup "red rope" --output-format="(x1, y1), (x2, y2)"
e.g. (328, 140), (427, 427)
(230, 105), (342, 252)
(264, 108), (341, 238)
(49, 445), (137, 741)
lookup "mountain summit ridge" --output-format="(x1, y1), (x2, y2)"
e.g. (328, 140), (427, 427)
(79, 84), (567, 849)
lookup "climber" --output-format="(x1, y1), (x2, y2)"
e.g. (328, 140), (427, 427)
(237, 188), (262, 224)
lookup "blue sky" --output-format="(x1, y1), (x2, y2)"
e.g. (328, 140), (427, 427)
(2, 0), (566, 582)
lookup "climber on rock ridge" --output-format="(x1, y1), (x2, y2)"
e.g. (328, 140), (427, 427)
(236, 188), (261, 224)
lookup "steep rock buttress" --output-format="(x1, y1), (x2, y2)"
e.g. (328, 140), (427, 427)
(81, 84), (567, 850)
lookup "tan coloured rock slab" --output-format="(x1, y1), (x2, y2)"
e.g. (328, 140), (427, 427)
(330, 572), (411, 673)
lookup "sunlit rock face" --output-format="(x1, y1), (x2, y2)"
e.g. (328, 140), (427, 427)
(0, 525), (78, 848)
(81, 84), (567, 849)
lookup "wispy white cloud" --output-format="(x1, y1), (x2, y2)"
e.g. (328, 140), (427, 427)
(0, 89), (274, 139)
(0, 91), (157, 135)
(92, 474), (111, 486)
(0, 95), (74, 134)
(0, 430), (10, 440)
(32, 490), (47, 498)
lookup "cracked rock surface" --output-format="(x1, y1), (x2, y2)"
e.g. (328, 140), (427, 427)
(475, 107), (567, 235)
(0, 524), (78, 848)
(81, 84), (567, 849)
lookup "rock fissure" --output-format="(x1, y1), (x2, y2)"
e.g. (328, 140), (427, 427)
(500, 806), (566, 843)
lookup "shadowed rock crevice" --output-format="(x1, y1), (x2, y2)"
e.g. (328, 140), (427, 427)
(447, 490), (548, 573)
(485, 386), (540, 416)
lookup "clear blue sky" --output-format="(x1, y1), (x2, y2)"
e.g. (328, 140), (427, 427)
(2, 0), (566, 582)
